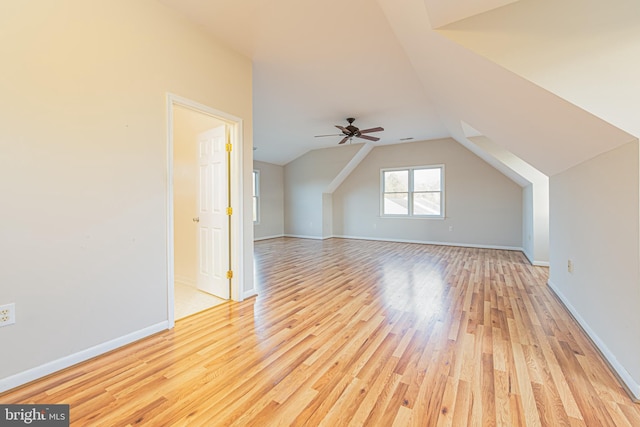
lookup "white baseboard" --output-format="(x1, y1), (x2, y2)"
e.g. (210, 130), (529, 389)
(522, 249), (550, 267)
(254, 234), (285, 241)
(333, 234), (523, 252)
(0, 321), (169, 394)
(283, 234), (323, 240)
(174, 275), (196, 288)
(523, 248), (535, 265)
(547, 280), (640, 400)
(270, 233), (538, 263)
(243, 289), (258, 299)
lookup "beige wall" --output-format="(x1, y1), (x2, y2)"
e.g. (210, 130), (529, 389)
(332, 138), (523, 248)
(549, 140), (640, 395)
(284, 144), (363, 238)
(281, 139), (522, 248)
(465, 134), (549, 264)
(0, 0), (253, 391)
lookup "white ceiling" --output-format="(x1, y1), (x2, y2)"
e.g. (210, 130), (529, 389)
(438, 0), (640, 140)
(423, 0), (520, 27)
(158, 0), (637, 175)
(159, 0), (514, 165)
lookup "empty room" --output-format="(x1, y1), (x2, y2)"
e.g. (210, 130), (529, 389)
(2, 0), (640, 425)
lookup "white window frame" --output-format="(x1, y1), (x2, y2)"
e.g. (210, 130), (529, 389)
(252, 169), (260, 224)
(380, 165), (445, 218)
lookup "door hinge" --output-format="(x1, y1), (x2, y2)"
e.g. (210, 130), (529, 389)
(226, 270), (233, 279)
(225, 143), (232, 152)
(226, 207), (233, 215)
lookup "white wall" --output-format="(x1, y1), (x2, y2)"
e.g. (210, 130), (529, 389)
(466, 135), (549, 264)
(284, 144), (362, 238)
(532, 179), (550, 264)
(332, 138), (523, 248)
(0, 0), (253, 392)
(253, 161), (285, 240)
(174, 108), (198, 287)
(548, 140), (640, 397)
(522, 184), (534, 261)
(322, 193), (333, 239)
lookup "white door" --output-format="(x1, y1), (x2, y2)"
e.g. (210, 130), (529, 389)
(196, 125), (229, 299)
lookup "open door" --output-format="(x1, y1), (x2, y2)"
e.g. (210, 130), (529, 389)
(196, 125), (229, 299)
(167, 93), (248, 328)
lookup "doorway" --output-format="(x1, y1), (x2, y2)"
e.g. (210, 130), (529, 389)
(166, 94), (244, 326)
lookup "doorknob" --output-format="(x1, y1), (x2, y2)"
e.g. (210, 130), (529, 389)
(193, 217), (200, 223)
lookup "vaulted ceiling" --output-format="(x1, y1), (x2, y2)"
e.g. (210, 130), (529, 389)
(159, 0), (639, 177)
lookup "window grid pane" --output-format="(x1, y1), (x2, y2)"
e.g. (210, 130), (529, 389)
(413, 168), (441, 192)
(413, 192), (441, 216)
(252, 196), (258, 222)
(381, 166), (443, 217)
(252, 171), (259, 223)
(252, 171), (257, 196)
(383, 193), (409, 215)
(384, 170), (409, 193)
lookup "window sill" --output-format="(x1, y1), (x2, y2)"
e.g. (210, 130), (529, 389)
(379, 215), (446, 220)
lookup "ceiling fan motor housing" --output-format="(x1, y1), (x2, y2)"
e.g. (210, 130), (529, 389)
(314, 117), (383, 144)
(345, 126), (360, 136)
(344, 118), (359, 136)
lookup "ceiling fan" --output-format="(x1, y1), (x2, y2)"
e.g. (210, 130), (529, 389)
(315, 118), (384, 145)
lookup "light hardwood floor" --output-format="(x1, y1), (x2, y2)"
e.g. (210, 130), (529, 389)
(2, 238), (639, 426)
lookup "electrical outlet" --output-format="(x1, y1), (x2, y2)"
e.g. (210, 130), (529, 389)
(567, 260), (573, 274)
(0, 303), (15, 327)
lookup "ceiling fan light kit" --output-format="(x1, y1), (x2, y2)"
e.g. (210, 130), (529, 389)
(315, 117), (384, 144)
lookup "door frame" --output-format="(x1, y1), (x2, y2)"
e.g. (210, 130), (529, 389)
(166, 93), (245, 328)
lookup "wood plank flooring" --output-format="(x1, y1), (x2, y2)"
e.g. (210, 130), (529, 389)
(2, 237), (639, 426)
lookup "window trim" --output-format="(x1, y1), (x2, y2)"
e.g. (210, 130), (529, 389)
(252, 169), (260, 224)
(380, 165), (445, 218)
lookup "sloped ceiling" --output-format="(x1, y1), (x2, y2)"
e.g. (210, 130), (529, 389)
(160, 0), (449, 165)
(380, 0), (635, 176)
(423, 0), (521, 28)
(159, 0), (637, 176)
(437, 0), (640, 140)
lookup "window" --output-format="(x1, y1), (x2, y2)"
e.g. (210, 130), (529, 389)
(381, 166), (444, 217)
(252, 170), (260, 223)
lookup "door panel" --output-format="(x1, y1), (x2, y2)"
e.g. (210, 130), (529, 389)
(196, 125), (229, 299)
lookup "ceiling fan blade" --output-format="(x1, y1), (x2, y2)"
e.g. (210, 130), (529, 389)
(358, 134), (380, 142)
(335, 125), (349, 134)
(359, 127), (384, 134)
(338, 136), (350, 145)
(314, 133), (343, 138)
